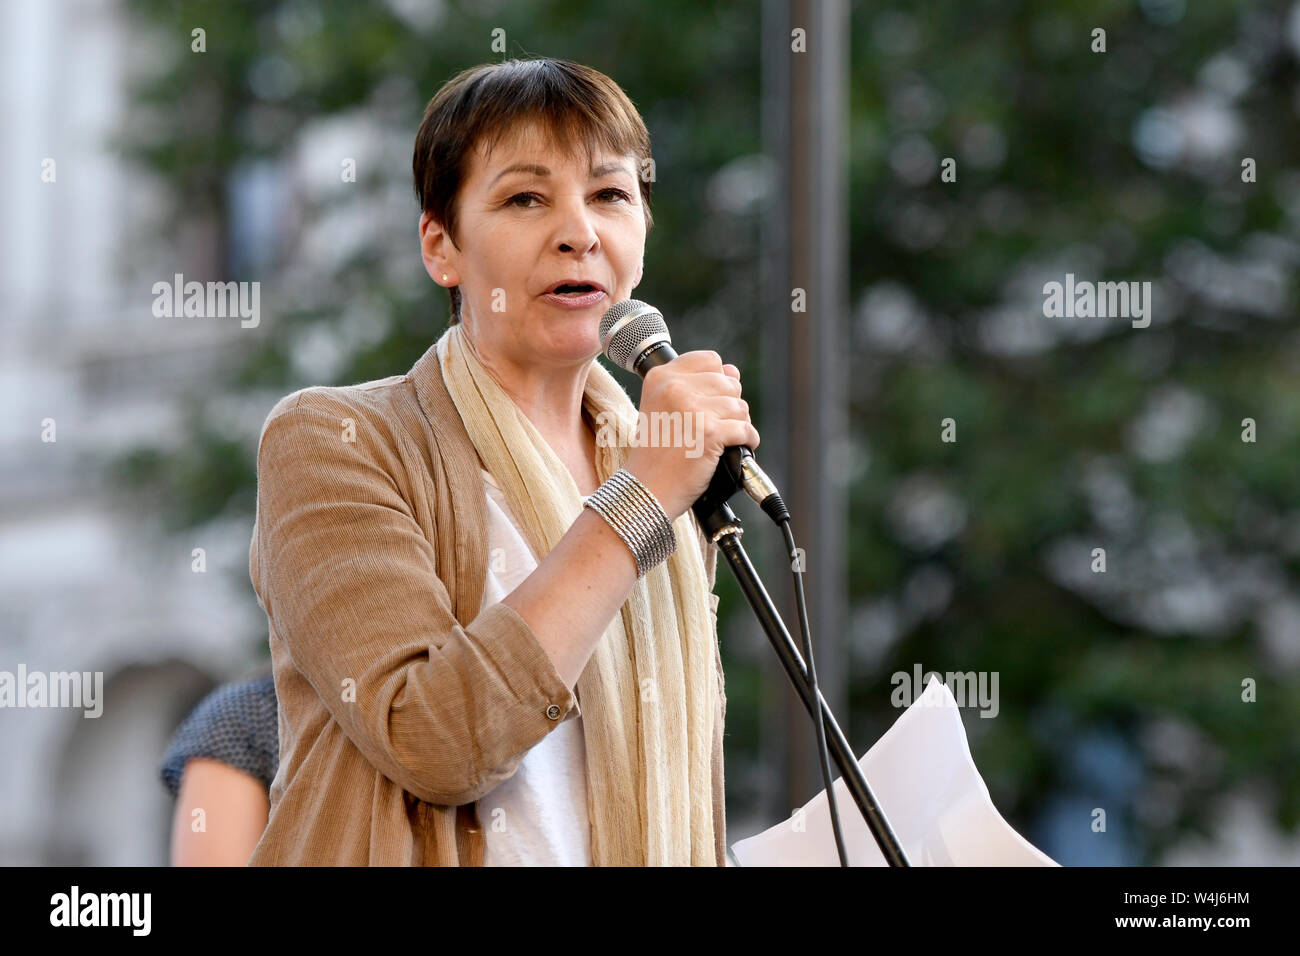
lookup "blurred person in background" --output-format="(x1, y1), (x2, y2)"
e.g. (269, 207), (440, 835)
(159, 666), (278, 866)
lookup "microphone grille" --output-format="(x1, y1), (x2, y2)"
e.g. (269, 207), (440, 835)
(599, 299), (670, 372)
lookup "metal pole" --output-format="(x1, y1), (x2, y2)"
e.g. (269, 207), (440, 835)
(759, 0), (850, 817)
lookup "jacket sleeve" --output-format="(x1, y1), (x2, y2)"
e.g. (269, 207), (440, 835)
(250, 389), (580, 807)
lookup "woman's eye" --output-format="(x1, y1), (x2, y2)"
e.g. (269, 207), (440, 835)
(505, 189), (629, 208)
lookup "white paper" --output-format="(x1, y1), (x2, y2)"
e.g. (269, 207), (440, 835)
(730, 677), (1059, 866)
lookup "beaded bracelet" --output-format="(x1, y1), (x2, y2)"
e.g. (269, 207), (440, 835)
(582, 468), (678, 578)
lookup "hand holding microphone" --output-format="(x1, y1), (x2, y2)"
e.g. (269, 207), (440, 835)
(600, 299), (788, 525)
(622, 351), (760, 522)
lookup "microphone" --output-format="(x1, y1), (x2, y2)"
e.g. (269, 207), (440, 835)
(599, 298), (789, 524)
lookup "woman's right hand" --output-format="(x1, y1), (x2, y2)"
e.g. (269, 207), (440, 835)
(622, 351), (761, 522)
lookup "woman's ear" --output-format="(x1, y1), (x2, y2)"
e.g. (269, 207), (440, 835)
(419, 211), (456, 286)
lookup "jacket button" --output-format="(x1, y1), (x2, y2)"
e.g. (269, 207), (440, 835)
(546, 704), (561, 720)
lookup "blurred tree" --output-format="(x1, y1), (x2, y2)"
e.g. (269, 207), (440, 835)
(844, 0), (1300, 864)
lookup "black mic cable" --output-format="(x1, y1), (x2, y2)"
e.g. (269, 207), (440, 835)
(781, 518), (849, 866)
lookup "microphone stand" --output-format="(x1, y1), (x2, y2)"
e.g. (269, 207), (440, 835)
(693, 447), (911, 867)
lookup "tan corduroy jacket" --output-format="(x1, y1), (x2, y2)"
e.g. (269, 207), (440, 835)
(246, 339), (727, 866)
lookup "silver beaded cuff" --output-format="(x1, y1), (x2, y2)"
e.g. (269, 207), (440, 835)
(582, 468), (678, 578)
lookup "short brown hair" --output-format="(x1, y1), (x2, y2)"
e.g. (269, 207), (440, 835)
(413, 58), (655, 325)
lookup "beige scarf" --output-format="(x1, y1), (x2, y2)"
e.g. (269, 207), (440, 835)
(436, 321), (719, 866)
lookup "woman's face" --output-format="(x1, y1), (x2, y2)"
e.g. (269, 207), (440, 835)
(420, 120), (647, 372)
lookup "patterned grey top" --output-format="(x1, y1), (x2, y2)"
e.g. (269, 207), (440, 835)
(159, 675), (279, 798)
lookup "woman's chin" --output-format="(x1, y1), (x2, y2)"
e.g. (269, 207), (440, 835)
(538, 320), (603, 362)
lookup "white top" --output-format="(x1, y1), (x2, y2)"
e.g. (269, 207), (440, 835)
(477, 468), (592, 866)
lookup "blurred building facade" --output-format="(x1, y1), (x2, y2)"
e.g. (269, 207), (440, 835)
(0, 0), (261, 865)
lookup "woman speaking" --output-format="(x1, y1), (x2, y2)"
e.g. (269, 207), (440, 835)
(247, 57), (759, 866)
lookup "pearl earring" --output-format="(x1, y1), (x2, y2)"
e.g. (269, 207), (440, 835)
(442, 273), (448, 282)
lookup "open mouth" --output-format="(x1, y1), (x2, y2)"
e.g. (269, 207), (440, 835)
(551, 283), (599, 296)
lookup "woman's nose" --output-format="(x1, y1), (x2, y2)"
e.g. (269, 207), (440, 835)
(554, 197), (599, 254)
